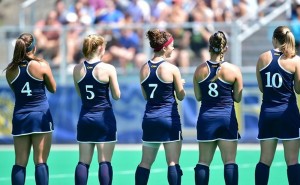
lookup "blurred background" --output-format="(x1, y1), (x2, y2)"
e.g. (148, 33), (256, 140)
(0, 0), (300, 144)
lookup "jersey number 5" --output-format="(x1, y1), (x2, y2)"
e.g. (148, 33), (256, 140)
(86, 85), (95, 100)
(149, 84), (158, 99)
(21, 82), (32, 96)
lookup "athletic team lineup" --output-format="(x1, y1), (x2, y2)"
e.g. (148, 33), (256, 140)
(3, 25), (300, 185)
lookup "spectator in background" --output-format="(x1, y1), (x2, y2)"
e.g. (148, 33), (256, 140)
(150, 0), (169, 23)
(163, 0), (191, 72)
(209, 0), (233, 22)
(89, 0), (106, 17)
(54, 0), (69, 25)
(188, 0), (213, 62)
(34, 10), (62, 68)
(94, 0), (124, 27)
(125, 0), (151, 23)
(106, 13), (142, 72)
(291, 4), (300, 54)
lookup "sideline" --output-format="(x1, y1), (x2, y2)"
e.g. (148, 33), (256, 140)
(0, 143), (284, 151)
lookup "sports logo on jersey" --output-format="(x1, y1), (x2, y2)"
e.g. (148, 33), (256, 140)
(151, 65), (157, 68)
(274, 53), (280, 56)
(86, 66), (93, 69)
(212, 65), (219, 68)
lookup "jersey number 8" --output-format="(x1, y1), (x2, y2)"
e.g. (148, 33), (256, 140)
(208, 83), (218, 97)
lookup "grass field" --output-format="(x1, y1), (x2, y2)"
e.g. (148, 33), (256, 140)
(0, 144), (294, 185)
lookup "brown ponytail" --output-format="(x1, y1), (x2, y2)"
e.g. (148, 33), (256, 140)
(4, 33), (41, 71)
(273, 26), (296, 58)
(209, 31), (227, 82)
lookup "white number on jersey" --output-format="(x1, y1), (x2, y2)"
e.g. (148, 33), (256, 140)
(86, 85), (95, 100)
(208, 83), (218, 97)
(21, 82), (32, 96)
(149, 84), (158, 99)
(265, 72), (282, 88)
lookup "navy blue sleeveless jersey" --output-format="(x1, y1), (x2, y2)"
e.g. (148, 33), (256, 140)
(11, 61), (49, 114)
(258, 50), (300, 140)
(260, 49), (296, 104)
(141, 60), (182, 142)
(76, 61), (116, 142)
(196, 61), (240, 141)
(77, 61), (112, 112)
(10, 60), (53, 136)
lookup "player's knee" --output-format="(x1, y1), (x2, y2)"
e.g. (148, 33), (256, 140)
(285, 156), (299, 166)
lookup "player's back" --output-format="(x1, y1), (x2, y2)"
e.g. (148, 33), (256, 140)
(199, 60), (234, 107)
(77, 61), (112, 112)
(259, 49), (296, 104)
(141, 60), (178, 118)
(9, 60), (48, 114)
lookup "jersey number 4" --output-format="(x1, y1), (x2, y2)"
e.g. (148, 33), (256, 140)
(21, 82), (32, 96)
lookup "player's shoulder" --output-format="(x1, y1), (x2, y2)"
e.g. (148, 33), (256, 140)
(161, 61), (179, 71)
(98, 62), (116, 70)
(195, 61), (208, 73)
(29, 59), (51, 73)
(73, 62), (84, 71)
(290, 55), (300, 62)
(258, 50), (272, 62)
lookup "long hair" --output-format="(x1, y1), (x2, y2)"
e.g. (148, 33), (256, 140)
(209, 31), (227, 82)
(4, 33), (41, 71)
(273, 26), (296, 58)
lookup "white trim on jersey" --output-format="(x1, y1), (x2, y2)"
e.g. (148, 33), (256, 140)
(26, 61), (43, 81)
(10, 66), (20, 84)
(277, 55), (293, 74)
(77, 63), (87, 83)
(198, 61), (210, 83)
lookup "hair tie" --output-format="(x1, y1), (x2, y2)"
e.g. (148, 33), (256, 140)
(153, 37), (174, 52)
(210, 46), (220, 53)
(26, 37), (36, 52)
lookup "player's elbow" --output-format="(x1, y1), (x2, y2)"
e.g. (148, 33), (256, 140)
(295, 87), (300, 94)
(112, 92), (121, 100)
(47, 85), (56, 93)
(234, 96), (241, 103)
(176, 90), (186, 101)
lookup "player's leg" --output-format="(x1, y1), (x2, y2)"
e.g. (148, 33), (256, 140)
(164, 141), (182, 185)
(194, 141), (217, 185)
(218, 140), (238, 185)
(283, 139), (300, 185)
(11, 135), (31, 185)
(75, 143), (95, 185)
(135, 143), (160, 185)
(255, 139), (277, 185)
(32, 133), (52, 185)
(96, 142), (116, 185)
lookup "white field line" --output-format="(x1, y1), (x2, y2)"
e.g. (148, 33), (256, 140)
(0, 143), (284, 151)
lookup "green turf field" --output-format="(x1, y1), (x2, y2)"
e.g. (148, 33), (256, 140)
(0, 144), (295, 185)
